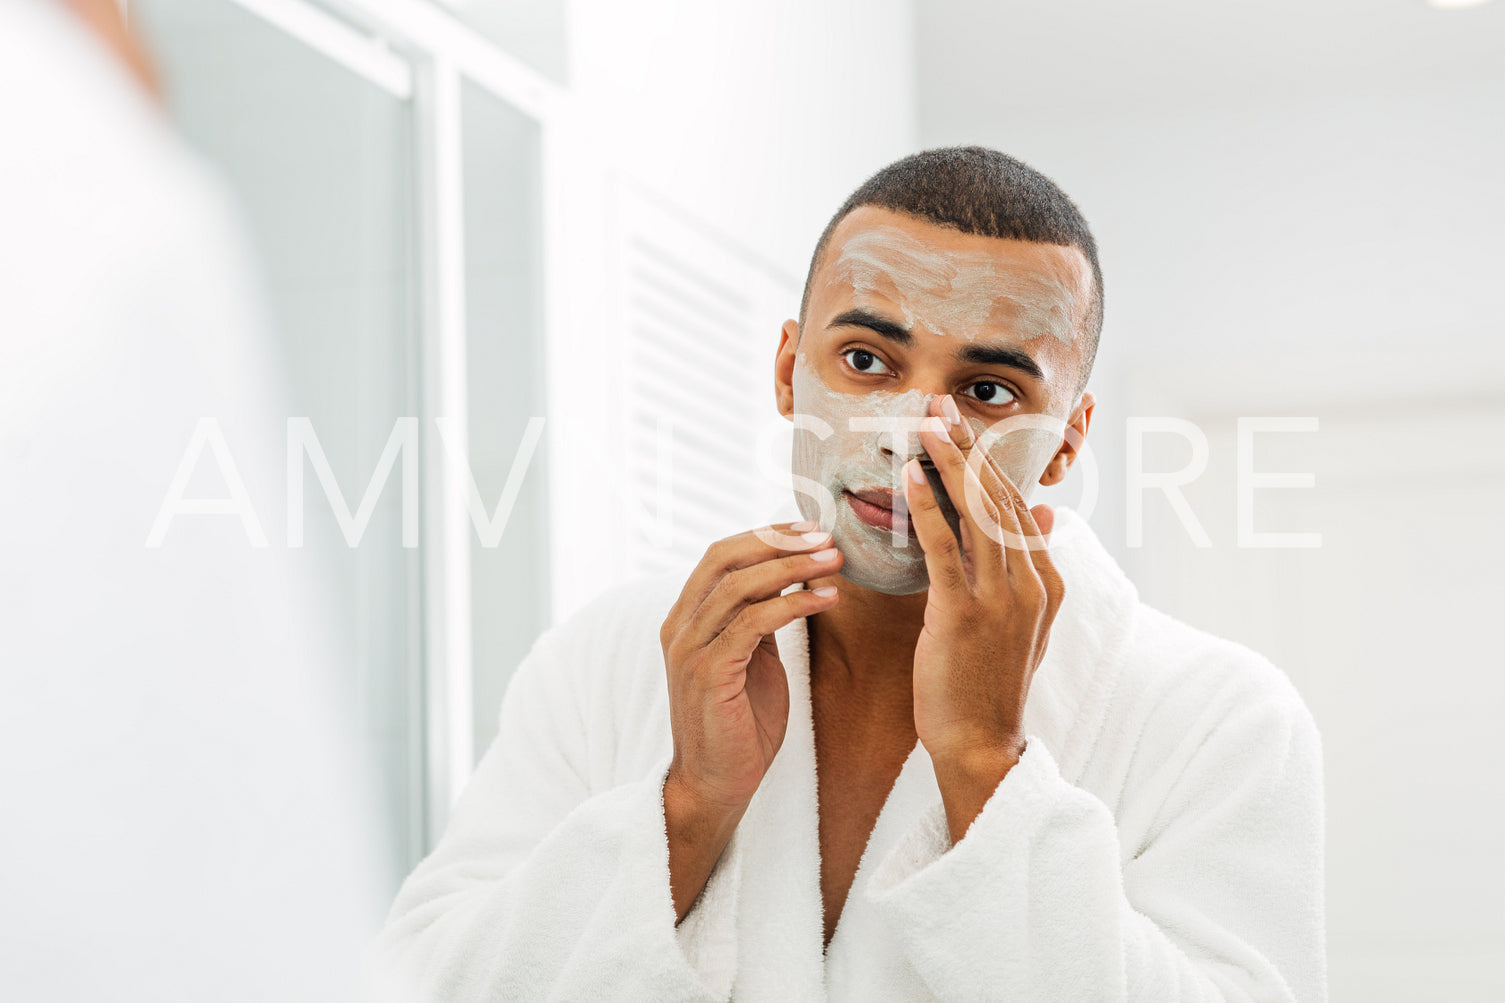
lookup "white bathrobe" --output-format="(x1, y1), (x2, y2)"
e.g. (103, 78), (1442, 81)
(366, 508), (1326, 1002)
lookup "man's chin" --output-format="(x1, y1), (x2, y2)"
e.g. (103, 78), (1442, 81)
(831, 542), (929, 596)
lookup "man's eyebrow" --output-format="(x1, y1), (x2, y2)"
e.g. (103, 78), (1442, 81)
(829, 308), (1046, 382)
(957, 343), (1046, 382)
(827, 308), (913, 347)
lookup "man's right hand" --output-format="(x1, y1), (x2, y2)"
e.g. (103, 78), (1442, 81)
(658, 520), (843, 921)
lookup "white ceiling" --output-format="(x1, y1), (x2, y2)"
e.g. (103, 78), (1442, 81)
(916, 0), (1505, 139)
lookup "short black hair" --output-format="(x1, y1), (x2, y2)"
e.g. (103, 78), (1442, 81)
(799, 146), (1104, 395)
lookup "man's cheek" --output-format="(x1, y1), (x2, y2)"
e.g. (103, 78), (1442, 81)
(984, 433), (1057, 503)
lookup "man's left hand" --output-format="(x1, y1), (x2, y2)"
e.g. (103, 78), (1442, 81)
(904, 393), (1066, 844)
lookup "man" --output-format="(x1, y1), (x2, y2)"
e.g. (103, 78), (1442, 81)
(368, 148), (1326, 1001)
(1, 2), (386, 998)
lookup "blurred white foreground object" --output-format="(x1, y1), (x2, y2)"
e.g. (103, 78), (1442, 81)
(0, 1), (388, 1000)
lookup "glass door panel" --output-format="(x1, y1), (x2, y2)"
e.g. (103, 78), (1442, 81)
(133, 0), (422, 892)
(460, 78), (550, 763)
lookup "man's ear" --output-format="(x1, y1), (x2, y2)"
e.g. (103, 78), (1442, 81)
(774, 318), (800, 421)
(1039, 390), (1094, 487)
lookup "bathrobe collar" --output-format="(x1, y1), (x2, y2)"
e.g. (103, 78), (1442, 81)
(720, 507), (1141, 997)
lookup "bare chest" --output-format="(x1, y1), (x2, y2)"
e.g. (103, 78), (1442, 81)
(810, 691), (916, 950)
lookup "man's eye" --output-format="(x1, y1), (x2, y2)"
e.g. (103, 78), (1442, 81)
(961, 381), (1017, 406)
(842, 348), (892, 375)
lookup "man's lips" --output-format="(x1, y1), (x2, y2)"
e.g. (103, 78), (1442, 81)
(844, 488), (918, 538)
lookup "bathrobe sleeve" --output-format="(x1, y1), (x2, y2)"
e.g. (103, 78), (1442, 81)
(865, 660), (1326, 1002)
(362, 620), (724, 1003)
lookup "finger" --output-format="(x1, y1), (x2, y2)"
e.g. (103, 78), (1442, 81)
(930, 393), (1019, 539)
(920, 404), (1001, 529)
(752, 519), (832, 554)
(1031, 504), (1055, 542)
(665, 522), (832, 633)
(917, 409), (1005, 584)
(709, 586), (840, 667)
(937, 393), (1004, 507)
(1012, 497), (1064, 607)
(988, 461), (1050, 561)
(681, 544), (844, 652)
(937, 398), (1039, 565)
(939, 391), (975, 449)
(981, 471), (1061, 617)
(903, 457), (968, 595)
(936, 399), (1059, 605)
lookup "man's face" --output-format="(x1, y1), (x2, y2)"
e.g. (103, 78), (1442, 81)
(775, 205), (1095, 596)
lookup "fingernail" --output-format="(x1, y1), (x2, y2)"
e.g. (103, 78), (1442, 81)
(941, 394), (960, 426)
(801, 529), (830, 544)
(810, 547), (838, 562)
(812, 585), (838, 598)
(907, 459), (926, 485)
(790, 520), (818, 532)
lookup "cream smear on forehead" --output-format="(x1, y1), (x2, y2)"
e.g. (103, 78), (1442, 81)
(826, 224), (1081, 346)
(790, 352), (1061, 596)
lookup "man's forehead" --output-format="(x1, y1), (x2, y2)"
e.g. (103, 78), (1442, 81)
(813, 206), (1093, 348)
(824, 206), (1083, 270)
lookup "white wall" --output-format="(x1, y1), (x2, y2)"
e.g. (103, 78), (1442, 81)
(918, 19), (1505, 1000)
(568, 0), (916, 272)
(921, 72), (1505, 561)
(546, 0), (918, 619)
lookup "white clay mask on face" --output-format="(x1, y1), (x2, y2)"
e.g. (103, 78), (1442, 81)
(791, 356), (930, 594)
(789, 223), (1085, 594)
(827, 224), (1083, 347)
(790, 353), (1062, 596)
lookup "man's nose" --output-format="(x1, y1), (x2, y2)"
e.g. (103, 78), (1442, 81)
(875, 392), (941, 461)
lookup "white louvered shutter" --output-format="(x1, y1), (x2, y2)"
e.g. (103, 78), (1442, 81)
(612, 183), (801, 577)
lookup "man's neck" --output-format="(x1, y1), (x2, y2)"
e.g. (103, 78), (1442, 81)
(804, 570), (927, 697)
